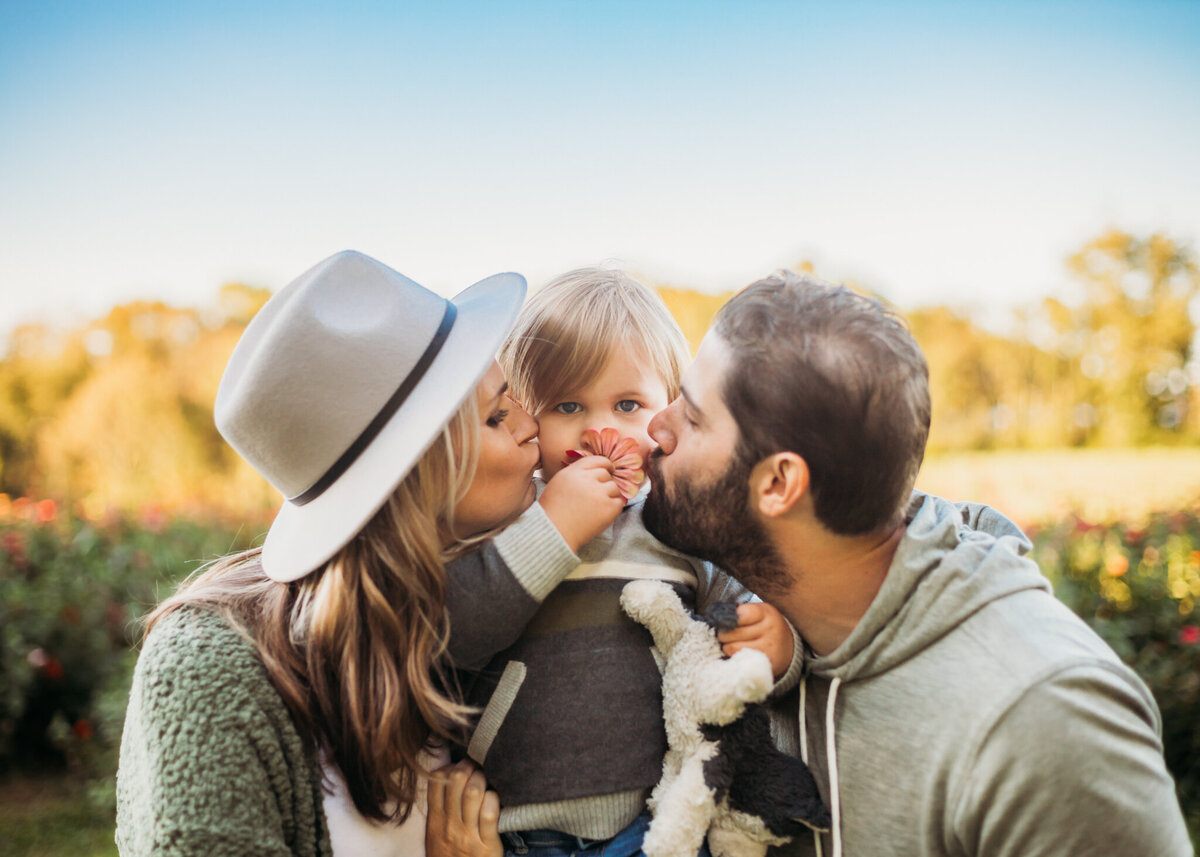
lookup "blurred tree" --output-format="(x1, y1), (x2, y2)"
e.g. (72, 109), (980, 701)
(1, 236), (1196, 519)
(0, 293), (278, 519)
(33, 300), (278, 516)
(217, 283), (272, 326)
(657, 287), (734, 355)
(0, 325), (90, 493)
(1044, 231), (1198, 445)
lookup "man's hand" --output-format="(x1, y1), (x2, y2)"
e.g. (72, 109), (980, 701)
(426, 760), (502, 857)
(717, 601), (794, 680)
(538, 455), (625, 552)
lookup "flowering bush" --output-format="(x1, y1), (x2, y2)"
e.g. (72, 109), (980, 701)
(1031, 509), (1200, 836)
(2, 491), (1197, 838)
(0, 494), (259, 777)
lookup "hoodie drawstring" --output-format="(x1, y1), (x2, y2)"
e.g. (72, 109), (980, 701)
(800, 674), (843, 857)
(826, 677), (843, 857)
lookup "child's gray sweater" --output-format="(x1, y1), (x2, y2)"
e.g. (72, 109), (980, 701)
(445, 493), (802, 839)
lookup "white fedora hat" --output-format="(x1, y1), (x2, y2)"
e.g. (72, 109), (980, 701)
(215, 250), (526, 582)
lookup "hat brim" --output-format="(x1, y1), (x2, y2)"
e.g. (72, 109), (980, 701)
(260, 272), (526, 582)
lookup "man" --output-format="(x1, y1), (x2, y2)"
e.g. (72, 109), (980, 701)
(642, 271), (1192, 856)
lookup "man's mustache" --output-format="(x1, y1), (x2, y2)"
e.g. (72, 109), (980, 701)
(644, 448), (664, 487)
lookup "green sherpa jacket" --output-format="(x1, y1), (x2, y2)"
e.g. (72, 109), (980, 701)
(115, 606), (333, 857)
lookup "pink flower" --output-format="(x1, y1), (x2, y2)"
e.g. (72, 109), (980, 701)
(1179, 625), (1200, 646)
(564, 427), (645, 499)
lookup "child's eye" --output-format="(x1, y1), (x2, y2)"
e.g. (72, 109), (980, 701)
(554, 402), (583, 415)
(486, 408), (509, 428)
(615, 400), (641, 414)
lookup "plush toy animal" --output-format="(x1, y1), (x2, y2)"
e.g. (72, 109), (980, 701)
(620, 579), (831, 857)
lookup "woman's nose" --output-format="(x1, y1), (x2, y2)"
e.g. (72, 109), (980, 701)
(510, 399), (538, 445)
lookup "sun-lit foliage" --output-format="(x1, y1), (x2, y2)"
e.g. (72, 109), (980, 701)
(0, 231), (1196, 519)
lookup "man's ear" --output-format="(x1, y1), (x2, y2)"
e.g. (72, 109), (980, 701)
(750, 452), (809, 518)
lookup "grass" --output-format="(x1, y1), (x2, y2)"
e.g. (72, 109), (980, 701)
(0, 772), (116, 857)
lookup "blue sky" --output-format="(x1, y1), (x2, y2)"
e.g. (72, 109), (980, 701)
(1, 1), (1198, 336)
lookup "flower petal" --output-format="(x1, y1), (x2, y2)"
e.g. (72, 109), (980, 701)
(570, 429), (646, 497)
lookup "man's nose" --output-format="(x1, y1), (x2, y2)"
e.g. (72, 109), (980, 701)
(647, 404), (675, 454)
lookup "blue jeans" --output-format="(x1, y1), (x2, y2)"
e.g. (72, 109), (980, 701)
(500, 812), (711, 857)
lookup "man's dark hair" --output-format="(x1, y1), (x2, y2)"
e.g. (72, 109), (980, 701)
(713, 271), (931, 535)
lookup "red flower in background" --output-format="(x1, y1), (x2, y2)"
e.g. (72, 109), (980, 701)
(42, 657), (64, 681)
(34, 499), (57, 524)
(28, 646), (64, 680)
(2, 530), (25, 557)
(72, 718), (94, 741)
(563, 428), (645, 499)
(1124, 527), (1147, 545)
(140, 504), (167, 532)
(1179, 625), (1200, 646)
(2, 530), (28, 571)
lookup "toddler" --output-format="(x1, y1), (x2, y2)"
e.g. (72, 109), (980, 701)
(445, 268), (801, 857)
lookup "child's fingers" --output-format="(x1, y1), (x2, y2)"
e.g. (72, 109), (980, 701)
(736, 602), (768, 625)
(574, 454), (616, 473)
(717, 624), (757, 643)
(716, 603), (771, 642)
(578, 457), (624, 499)
(721, 640), (751, 657)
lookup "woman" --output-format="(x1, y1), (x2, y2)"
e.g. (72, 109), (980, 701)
(114, 251), (619, 856)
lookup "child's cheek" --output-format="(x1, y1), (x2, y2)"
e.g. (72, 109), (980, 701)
(627, 429), (655, 468)
(540, 456), (564, 481)
(536, 418), (573, 481)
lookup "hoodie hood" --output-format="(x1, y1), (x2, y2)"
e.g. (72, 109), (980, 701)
(806, 491), (1050, 683)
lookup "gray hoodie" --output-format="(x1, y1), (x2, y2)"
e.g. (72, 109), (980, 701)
(770, 492), (1192, 857)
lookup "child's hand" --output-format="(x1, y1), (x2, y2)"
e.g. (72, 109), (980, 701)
(539, 455), (625, 552)
(717, 601), (794, 680)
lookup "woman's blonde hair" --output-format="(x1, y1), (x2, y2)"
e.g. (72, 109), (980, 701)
(499, 267), (690, 416)
(146, 394), (481, 823)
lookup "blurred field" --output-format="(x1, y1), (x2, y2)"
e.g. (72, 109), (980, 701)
(916, 447), (1200, 528)
(0, 774), (114, 857)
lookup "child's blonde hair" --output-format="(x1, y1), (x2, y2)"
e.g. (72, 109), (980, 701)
(499, 267), (690, 416)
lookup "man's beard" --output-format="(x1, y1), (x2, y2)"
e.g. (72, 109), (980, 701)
(643, 446), (791, 599)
